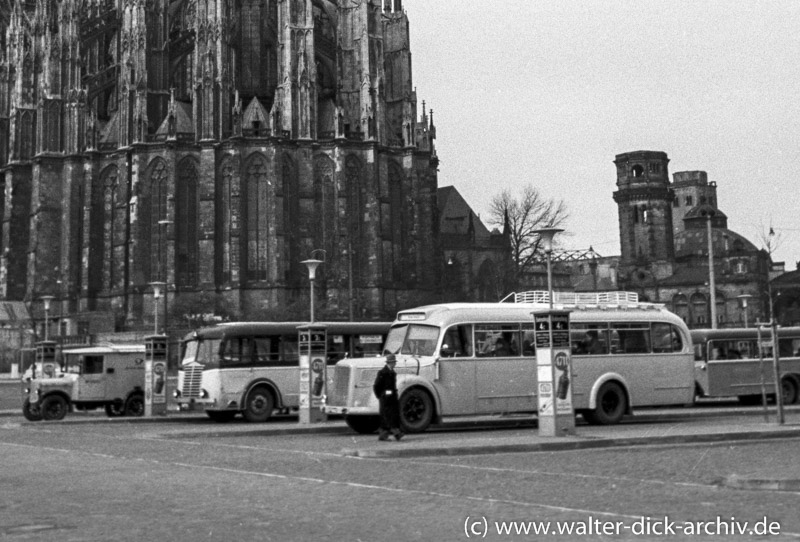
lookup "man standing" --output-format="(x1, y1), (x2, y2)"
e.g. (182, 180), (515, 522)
(373, 354), (404, 441)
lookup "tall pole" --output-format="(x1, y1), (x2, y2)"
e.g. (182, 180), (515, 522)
(301, 256), (324, 324)
(40, 296), (54, 342)
(348, 241), (354, 321)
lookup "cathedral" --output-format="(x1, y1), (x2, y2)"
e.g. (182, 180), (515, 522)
(0, 0), (440, 335)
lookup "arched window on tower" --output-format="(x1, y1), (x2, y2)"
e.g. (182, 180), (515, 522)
(101, 165), (125, 292)
(149, 159), (169, 282)
(246, 154), (269, 281)
(176, 158), (199, 288)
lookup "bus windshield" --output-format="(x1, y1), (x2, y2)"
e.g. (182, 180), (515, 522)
(181, 338), (221, 366)
(383, 324), (439, 356)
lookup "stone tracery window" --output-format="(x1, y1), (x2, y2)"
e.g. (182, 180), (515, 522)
(149, 159), (169, 282)
(246, 154), (269, 281)
(101, 165), (126, 292)
(176, 158), (199, 288)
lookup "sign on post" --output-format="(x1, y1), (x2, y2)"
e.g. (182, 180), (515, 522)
(298, 324), (328, 424)
(145, 335), (168, 416)
(532, 310), (575, 436)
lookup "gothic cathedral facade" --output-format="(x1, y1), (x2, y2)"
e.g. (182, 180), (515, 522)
(0, 0), (440, 331)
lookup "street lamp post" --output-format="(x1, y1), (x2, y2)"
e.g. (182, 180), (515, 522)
(301, 250), (325, 323)
(701, 209), (717, 328)
(534, 228), (563, 308)
(40, 296), (55, 341)
(148, 282), (166, 334)
(737, 294), (753, 328)
(588, 246), (598, 292)
(158, 220), (173, 338)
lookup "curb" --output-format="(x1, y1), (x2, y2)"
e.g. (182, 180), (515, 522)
(723, 475), (800, 493)
(343, 427), (800, 458)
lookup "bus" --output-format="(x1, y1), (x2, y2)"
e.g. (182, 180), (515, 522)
(691, 327), (800, 405)
(175, 321), (390, 422)
(324, 291), (695, 434)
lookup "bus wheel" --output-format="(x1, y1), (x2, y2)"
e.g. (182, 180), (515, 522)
(125, 393), (145, 417)
(105, 400), (125, 417)
(22, 399), (42, 421)
(345, 415), (381, 434)
(400, 388), (433, 433)
(207, 411), (237, 423)
(590, 382), (627, 425)
(243, 386), (274, 423)
(781, 377), (799, 405)
(41, 395), (69, 421)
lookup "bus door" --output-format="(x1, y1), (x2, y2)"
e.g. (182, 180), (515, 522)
(473, 324), (535, 413)
(77, 355), (107, 400)
(435, 324), (476, 415)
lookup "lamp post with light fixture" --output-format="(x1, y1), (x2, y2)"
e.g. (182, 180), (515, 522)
(40, 296), (55, 341)
(701, 208), (717, 328)
(301, 250), (326, 323)
(148, 282), (165, 334)
(533, 228), (563, 308)
(737, 294), (753, 328)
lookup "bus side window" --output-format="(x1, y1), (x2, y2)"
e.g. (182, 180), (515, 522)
(521, 326), (535, 356)
(327, 334), (347, 364)
(281, 335), (299, 364)
(253, 337), (274, 365)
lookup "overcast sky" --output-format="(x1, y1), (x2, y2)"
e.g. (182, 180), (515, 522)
(402, 0), (800, 271)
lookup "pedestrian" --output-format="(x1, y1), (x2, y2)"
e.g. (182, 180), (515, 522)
(373, 353), (404, 441)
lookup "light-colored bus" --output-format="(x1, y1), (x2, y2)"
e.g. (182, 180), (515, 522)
(175, 321), (390, 422)
(324, 292), (694, 433)
(692, 327), (800, 405)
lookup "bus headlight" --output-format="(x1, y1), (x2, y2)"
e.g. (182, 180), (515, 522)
(173, 389), (182, 398)
(200, 389), (209, 399)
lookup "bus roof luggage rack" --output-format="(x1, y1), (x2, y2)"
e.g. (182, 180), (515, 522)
(503, 291), (642, 307)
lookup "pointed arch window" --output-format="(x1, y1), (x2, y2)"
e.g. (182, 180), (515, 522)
(246, 155), (269, 281)
(176, 159), (199, 288)
(149, 160), (169, 282)
(102, 165), (126, 292)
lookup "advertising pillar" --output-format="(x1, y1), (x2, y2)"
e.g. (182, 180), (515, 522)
(298, 324), (328, 424)
(35, 341), (58, 378)
(145, 335), (168, 417)
(532, 310), (575, 436)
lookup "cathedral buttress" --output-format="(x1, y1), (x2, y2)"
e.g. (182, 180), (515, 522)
(275, 0), (316, 139)
(382, 3), (414, 147)
(193, 0), (232, 140)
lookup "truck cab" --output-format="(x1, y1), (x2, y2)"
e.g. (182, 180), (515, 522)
(23, 344), (146, 421)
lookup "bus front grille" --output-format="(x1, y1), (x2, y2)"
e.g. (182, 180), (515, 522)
(327, 365), (352, 406)
(182, 364), (203, 398)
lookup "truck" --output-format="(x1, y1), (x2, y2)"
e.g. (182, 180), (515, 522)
(22, 344), (147, 421)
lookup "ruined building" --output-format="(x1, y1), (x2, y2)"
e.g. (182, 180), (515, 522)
(0, 0), (439, 334)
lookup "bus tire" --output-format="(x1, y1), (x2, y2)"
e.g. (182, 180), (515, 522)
(23, 398), (42, 421)
(207, 410), (237, 423)
(399, 388), (434, 433)
(589, 382), (627, 425)
(105, 400), (125, 417)
(345, 415), (381, 434)
(125, 393), (145, 417)
(41, 395), (69, 421)
(781, 376), (799, 405)
(243, 386), (274, 423)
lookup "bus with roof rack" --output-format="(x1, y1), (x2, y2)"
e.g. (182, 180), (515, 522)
(323, 291), (694, 434)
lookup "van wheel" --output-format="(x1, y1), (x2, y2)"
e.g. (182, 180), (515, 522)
(399, 388), (434, 433)
(207, 411), (237, 423)
(589, 382), (627, 425)
(105, 400), (125, 417)
(22, 399), (42, 421)
(345, 415), (381, 434)
(125, 393), (145, 417)
(781, 377), (799, 405)
(243, 386), (274, 423)
(41, 395), (68, 421)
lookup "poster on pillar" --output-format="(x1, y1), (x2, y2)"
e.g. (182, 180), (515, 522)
(553, 350), (573, 414)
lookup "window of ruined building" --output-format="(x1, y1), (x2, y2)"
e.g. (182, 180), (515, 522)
(176, 159), (199, 288)
(685, 195), (693, 206)
(220, 158), (238, 284)
(102, 165), (126, 292)
(246, 155), (269, 281)
(648, 163), (660, 173)
(631, 164), (644, 178)
(149, 159), (169, 282)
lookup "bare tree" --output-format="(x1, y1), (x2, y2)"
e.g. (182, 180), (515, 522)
(489, 185), (569, 279)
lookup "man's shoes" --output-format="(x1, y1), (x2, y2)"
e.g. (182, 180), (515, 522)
(393, 431), (404, 441)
